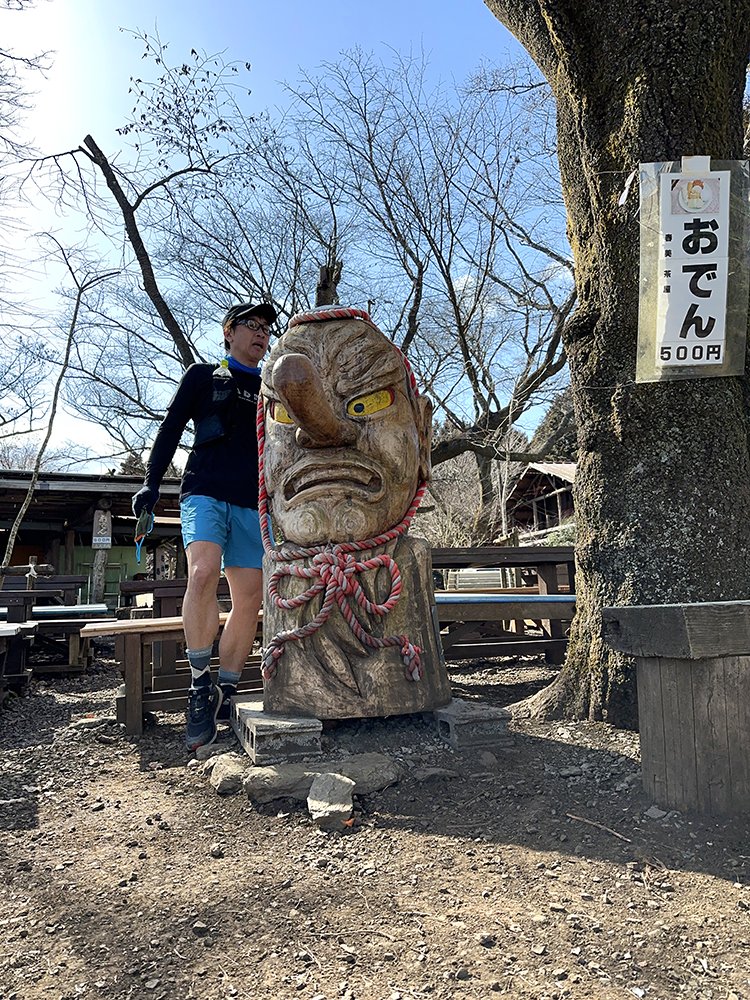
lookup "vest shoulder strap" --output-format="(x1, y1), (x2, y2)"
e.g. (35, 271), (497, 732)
(211, 364), (235, 404)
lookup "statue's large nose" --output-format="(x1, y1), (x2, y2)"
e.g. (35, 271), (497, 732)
(272, 353), (356, 448)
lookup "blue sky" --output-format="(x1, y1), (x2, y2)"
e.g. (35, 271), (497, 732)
(8, 0), (525, 154)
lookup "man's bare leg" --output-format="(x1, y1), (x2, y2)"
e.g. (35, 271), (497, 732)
(219, 566), (263, 673)
(182, 540), (223, 651)
(183, 541), (223, 750)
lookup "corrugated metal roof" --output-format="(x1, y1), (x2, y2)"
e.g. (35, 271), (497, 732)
(525, 462), (576, 483)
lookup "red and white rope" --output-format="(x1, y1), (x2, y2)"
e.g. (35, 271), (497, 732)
(256, 307), (427, 683)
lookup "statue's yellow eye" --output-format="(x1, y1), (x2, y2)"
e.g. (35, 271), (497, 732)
(270, 400), (294, 424)
(346, 388), (394, 417)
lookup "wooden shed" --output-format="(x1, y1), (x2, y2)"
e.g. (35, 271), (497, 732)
(505, 462), (576, 539)
(0, 470), (182, 605)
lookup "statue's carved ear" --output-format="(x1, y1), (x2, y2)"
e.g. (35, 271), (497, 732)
(416, 394), (433, 483)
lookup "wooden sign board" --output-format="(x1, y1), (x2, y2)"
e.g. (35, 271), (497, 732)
(637, 156), (750, 383)
(92, 509), (112, 549)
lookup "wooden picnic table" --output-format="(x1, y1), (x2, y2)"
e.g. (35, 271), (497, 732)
(435, 591), (576, 661)
(431, 545), (575, 589)
(1, 575), (89, 605)
(81, 613), (262, 735)
(0, 591), (65, 622)
(23, 603), (109, 619)
(431, 547), (576, 662)
(0, 600), (112, 674)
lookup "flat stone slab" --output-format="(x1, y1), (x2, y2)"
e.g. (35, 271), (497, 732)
(433, 697), (514, 750)
(244, 752), (399, 804)
(231, 698), (323, 765)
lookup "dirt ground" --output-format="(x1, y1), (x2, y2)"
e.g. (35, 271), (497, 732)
(1, 652), (749, 1000)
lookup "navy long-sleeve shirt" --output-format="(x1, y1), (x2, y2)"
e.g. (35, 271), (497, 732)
(145, 363), (261, 508)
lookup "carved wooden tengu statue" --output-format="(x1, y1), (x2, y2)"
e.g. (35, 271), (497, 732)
(257, 305), (452, 719)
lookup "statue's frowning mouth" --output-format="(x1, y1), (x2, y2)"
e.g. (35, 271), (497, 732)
(283, 462), (384, 503)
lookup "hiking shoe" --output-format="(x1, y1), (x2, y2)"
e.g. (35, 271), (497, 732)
(216, 682), (238, 723)
(185, 683), (219, 750)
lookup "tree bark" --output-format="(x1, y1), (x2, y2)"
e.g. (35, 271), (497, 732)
(315, 262), (342, 306)
(484, 0), (750, 725)
(472, 452), (497, 544)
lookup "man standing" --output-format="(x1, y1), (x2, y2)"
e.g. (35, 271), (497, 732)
(132, 301), (276, 750)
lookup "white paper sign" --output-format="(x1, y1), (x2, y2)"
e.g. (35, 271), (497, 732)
(655, 170), (731, 366)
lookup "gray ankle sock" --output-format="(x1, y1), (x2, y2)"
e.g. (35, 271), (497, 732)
(187, 645), (213, 688)
(217, 668), (242, 689)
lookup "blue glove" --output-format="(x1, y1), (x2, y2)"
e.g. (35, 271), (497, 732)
(132, 485), (159, 517)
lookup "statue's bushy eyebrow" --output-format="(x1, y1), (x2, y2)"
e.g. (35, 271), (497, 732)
(334, 341), (404, 397)
(262, 326), (407, 399)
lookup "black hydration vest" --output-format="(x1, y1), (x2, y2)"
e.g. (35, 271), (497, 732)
(193, 365), (237, 448)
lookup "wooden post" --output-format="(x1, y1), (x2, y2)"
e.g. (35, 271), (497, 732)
(536, 560), (565, 664)
(602, 601), (750, 816)
(91, 549), (108, 604)
(91, 505), (112, 605)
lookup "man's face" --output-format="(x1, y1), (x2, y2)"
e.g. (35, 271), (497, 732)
(262, 319), (431, 545)
(226, 317), (271, 365)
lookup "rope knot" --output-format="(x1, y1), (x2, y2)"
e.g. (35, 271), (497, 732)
(314, 549), (358, 594)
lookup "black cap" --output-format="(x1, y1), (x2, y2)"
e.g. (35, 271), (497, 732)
(222, 301), (277, 329)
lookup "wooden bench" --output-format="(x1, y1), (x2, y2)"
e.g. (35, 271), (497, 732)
(431, 546), (576, 662)
(81, 614), (262, 735)
(118, 578), (233, 676)
(435, 592), (576, 661)
(30, 614), (115, 673)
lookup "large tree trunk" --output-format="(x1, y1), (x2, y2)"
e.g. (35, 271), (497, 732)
(484, 1), (750, 726)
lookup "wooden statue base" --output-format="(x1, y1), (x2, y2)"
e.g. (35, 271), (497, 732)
(262, 535), (451, 719)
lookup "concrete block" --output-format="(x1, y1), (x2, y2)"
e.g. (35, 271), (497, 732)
(433, 697), (514, 750)
(230, 697), (323, 765)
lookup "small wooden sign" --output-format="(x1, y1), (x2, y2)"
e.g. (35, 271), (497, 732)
(92, 509), (112, 549)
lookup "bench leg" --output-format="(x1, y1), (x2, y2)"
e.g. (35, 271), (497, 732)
(123, 633), (145, 736)
(68, 632), (81, 669)
(3, 637), (29, 684)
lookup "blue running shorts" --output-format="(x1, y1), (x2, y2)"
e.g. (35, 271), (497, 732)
(180, 495), (263, 569)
